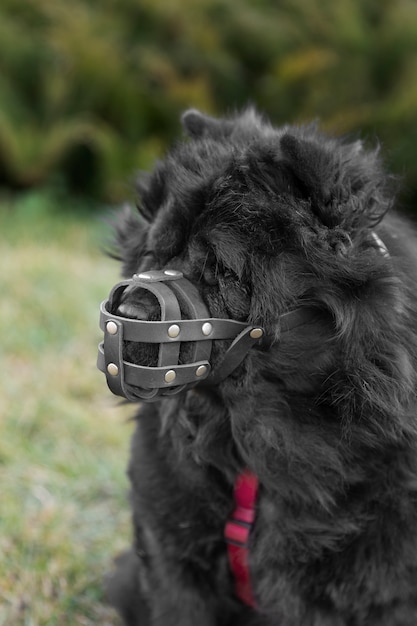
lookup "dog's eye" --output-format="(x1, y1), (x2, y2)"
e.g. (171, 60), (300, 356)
(202, 264), (218, 286)
(192, 246), (219, 286)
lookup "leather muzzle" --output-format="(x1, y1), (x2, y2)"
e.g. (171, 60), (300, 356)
(97, 269), (265, 402)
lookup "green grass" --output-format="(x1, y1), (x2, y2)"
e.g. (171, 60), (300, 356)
(0, 192), (134, 625)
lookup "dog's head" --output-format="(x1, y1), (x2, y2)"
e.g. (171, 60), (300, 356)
(98, 109), (400, 405)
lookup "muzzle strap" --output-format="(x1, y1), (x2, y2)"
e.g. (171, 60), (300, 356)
(202, 326), (263, 387)
(99, 308), (255, 343)
(99, 315), (141, 402)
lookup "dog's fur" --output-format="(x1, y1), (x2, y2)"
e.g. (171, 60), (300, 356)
(105, 109), (417, 625)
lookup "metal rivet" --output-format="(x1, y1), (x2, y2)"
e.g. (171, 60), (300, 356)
(167, 324), (180, 338)
(106, 321), (118, 335)
(164, 269), (183, 277)
(250, 328), (263, 339)
(107, 363), (119, 376)
(133, 272), (152, 281)
(202, 322), (213, 336)
(195, 365), (208, 378)
(164, 369), (177, 383)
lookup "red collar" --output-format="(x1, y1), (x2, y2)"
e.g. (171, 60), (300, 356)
(224, 469), (259, 608)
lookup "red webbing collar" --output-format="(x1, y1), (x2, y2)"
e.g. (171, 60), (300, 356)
(224, 469), (259, 608)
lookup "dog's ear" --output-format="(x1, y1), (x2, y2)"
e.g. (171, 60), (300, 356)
(280, 134), (334, 215)
(280, 133), (392, 231)
(181, 109), (234, 139)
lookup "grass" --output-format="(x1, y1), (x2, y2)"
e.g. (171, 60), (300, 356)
(0, 191), (135, 625)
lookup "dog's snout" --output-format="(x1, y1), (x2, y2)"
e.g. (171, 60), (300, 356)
(116, 302), (149, 320)
(114, 287), (161, 321)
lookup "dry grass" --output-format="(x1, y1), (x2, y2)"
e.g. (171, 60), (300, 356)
(0, 194), (134, 625)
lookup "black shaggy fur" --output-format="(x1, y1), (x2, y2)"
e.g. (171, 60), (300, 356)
(105, 109), (417, 625)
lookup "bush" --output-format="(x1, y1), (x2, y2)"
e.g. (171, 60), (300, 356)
(1, 0), (417, 207)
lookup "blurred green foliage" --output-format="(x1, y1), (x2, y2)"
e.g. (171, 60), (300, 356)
(1, 0), (417, 207)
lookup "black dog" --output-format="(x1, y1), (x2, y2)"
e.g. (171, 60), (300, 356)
(101, 109), (417, 625)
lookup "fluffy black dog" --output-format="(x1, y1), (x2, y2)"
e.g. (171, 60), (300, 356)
(104, 109), (417, 625)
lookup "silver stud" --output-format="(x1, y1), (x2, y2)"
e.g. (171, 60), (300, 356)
(202, 322), (213, 336)
(195, 365), (208, 377)
(167, 324), (180, 338)
(107, 363), (119, 376)
(133, 272), (152, 281)
(164, 369), (177, 383)
(106, 321), (118, 335)
(250, 328), (263, 339)
(164, 269), (183, 277)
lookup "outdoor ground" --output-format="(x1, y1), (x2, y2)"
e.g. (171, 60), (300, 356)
(0, 192), (134, 625)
